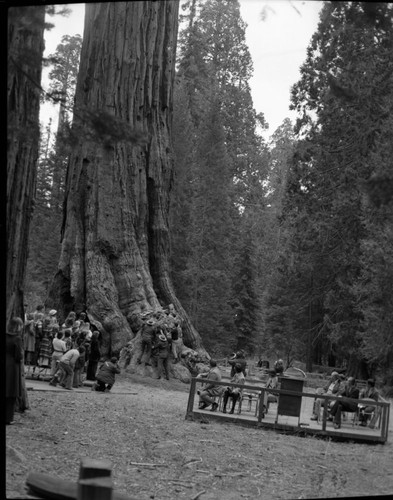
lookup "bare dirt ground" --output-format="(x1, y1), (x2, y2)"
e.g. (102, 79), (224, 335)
(6, 372), (393, 500)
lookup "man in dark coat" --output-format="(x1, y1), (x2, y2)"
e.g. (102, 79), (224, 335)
(330, 376), (360, 429)
(228, 350), (247, 377)
(94, 357), (121, 392)
(6, 317), (24, 424)
(154, 333), (171, 380)
(86, 331), (101, 380)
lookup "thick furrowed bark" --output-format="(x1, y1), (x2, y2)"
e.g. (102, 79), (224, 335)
(7, 7), (45, 324)
(47, 2), (205, 357)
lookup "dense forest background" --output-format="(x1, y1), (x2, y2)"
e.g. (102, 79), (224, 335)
(15, 1), (393, 383)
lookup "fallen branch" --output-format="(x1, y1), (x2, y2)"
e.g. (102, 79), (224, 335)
(214, 472), (247, 477)
(191, 490), (206, 500)
(183, 458), (202, 467)
(128, 462), (167, 468)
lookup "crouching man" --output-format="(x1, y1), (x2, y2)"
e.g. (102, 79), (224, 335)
(93, 357), (121, 392)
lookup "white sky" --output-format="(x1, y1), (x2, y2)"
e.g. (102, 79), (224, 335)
(40, 1), (323, 139)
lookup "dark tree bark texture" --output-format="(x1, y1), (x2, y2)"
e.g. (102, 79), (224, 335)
(7, 7), (45, 325)
(48, 1), (204, 356)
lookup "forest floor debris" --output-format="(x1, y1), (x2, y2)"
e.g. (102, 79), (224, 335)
(6, 372), (393, 499)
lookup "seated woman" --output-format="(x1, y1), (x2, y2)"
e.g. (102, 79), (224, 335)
(222, 364), (245, 414)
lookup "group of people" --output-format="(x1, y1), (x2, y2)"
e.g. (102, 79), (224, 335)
(21, 304), (123, 394)
(135, 305), (184, 380)
(197, 351), (281, 415)
(23, 306), (103, 388)
(311, 372), (384, 429)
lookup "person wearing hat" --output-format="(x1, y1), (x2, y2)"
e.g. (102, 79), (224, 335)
(6, 317), (24, 424)
(228, 350), (247, 377)
(48, 309), (58, 328)
(310, 371), (343, 421)
(137, 318), (157, 365)
(94, 357), (121, 392)
(154, 332), (171, 380)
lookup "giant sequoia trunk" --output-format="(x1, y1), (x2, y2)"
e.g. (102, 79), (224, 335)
(7, 7), (45, 325)
(48, 1), (204, 355)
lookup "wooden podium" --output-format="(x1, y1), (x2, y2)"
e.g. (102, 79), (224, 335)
(275, 377), (304, 424)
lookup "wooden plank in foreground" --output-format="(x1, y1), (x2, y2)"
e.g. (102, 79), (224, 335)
(26, 472), (135, 500)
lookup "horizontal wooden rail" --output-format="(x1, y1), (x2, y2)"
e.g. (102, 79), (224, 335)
(186, 376), (390, 442)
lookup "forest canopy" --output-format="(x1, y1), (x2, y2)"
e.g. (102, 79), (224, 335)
(9, 1), (393, 385)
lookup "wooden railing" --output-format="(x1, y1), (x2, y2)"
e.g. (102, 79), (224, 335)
(186, 377), (391, 443)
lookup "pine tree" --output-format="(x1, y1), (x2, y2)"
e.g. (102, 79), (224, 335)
(172, 0), (269, 354)
(266, 1), (393, 376)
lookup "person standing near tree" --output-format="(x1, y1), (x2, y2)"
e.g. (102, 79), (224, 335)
(154, 332), (171, 380)
(137, 318), (157, 366)
(86, 331), (101, 380)
(6, 317), (24, 424)
(51, 329), (67, 377)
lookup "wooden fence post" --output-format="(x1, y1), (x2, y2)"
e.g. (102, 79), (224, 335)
(77, 458), (113, 500)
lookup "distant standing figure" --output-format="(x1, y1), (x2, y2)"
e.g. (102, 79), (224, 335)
(73, 346), (86, 388)
(48, 309), (58, 326)
(51, 329), (67, 376)
(6, 317), (24, 424)
(171, 320), (183, 363)
(94, 357), (121, 392)
(86, 331), (101, 380)
(24, 313), (36, 365)
(137, 319), (157, 365)
(228, 350), (247, 377)
(274, 359), (284, 375)
(155, 333), (171, 380)
(37, 318), (53, 369)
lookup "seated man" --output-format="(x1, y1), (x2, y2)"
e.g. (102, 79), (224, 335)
(222, 364), (245, 414)
(358, 378), (380, 427)
(329, 376), (359, 429)
(310, 371), (342, 421)
(197, 359), (223, 412)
